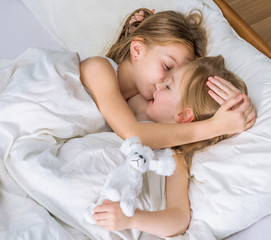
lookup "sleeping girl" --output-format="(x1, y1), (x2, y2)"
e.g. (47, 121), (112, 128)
(90, 55), (249, 237)
(80, 8), (255, 150)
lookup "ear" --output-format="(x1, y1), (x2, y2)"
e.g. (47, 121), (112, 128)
(130, 37), (145, 61)
(175, 107), (194, 123)
(120, 136), (141, 156)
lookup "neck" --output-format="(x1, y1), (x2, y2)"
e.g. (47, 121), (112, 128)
(118, 59), (138, 100)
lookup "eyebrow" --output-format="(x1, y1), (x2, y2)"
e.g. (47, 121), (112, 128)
(168, 55), (177, 63)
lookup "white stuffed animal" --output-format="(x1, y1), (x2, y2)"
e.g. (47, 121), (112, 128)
(84, 136), (176, 224)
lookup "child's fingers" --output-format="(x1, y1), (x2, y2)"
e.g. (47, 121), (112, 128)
(95, 218), (111, 228)
(136, 16), (144, 22)
(134, 13), (144, 21)
(102, 200), (116, 205)
(213, 75), (235, 86)
(207, 79), (229, 97)
(131, 10), (145, 22)
(208, 89), (225, 105)
(136, 10), (145, 17)
(207, 76), (243, 103)
(129, 10), (146, 32)
(129, 16), (137, 24)
(93, 212), (108, 221)
(208, 76), (240, 96)
(129, 9), (154, 33)
(230, 95), (251, 115)
(221, 94), (243, 111)
(231, 95), (257, 130)
(242, 98), (256, 126)
(245, 113), (256, 130)
(242, 103), (255, 125)
(207, 80), (228, 102)
(212, 76), (238, 92)
(94, 202), (112, 213)
(245, 109), (256, 130)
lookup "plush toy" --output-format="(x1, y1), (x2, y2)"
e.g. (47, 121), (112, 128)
(84, 136), (176, 224)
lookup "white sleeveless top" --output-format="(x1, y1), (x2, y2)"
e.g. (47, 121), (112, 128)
(105, 57), (119, 73)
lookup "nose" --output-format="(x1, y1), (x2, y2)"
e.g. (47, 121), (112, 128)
(155, 82), (163, 91)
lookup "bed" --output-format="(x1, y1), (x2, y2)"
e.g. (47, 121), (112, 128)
(0, 0), (271, 240)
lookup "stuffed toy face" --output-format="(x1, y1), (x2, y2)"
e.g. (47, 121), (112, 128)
(127, 146), (153, 173)
(128, 152), (149, 172)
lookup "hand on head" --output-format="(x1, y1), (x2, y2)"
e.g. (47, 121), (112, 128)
(128, 9), (155, 33)
(207, 75), (256, 133)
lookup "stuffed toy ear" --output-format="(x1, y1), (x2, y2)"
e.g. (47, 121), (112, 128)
(120, 136), (142, 156)
(149, 149), (176, 176)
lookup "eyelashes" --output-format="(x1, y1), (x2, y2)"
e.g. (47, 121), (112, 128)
(163, 63), (172, 71)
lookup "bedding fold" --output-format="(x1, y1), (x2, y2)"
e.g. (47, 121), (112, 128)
(0, 48), (165, 240)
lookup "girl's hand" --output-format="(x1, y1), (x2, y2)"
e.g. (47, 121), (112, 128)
(129, 9), (155, 33)
(207, 75), (256, 134)
(207, 75), (243, 104)
(211, 94), (256, 135)
(93, 200), (131, 231)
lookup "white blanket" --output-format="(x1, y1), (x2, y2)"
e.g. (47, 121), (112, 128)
(0, 48), (165, 240)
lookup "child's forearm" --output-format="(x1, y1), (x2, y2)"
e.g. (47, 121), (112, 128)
(126, 118), (217, 149)
(118, 95), (251, 149)
(129, 208), (190, 237)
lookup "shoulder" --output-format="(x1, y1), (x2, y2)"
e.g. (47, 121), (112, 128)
(80, 56), (117, 86)
(80, 56), (115, 73)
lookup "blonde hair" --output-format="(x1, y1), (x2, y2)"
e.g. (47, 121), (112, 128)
(106, 8), (207, 64)
(173, 55), (248, 171)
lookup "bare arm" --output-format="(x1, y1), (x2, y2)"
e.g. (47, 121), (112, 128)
(129, 154), (190, 237)
(80, 57), (254, 149)
(93, 154), (190, 237)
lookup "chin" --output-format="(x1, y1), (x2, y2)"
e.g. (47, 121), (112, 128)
(145, 95), (153, 101)
(143, 91), (153, 101)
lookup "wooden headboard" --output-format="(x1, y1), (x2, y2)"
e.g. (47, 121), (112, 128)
(214, 0), (271, 59)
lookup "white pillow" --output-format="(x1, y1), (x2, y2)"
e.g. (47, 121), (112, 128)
(21, 0), (181, 60)
(20, 0), (271, 239)
(177, 0), (271, 239)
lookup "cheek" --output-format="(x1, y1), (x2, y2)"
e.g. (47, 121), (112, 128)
(160, 95), (179, 115)
(153, 95), (171, 114)
(142, 64), (165, 84)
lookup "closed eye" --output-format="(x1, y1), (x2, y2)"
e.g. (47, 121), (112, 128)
(163, 63), (171, 71)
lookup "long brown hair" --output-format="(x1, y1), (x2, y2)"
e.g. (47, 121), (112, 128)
(174, 55), (248, 172)
(106, 8), (207, 64)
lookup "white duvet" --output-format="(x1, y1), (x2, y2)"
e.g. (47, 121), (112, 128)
(0, 48), (166, 240)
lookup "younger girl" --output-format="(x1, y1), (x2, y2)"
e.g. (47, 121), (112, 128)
(80, 9), (255, 149)
(91, 55), (250, 237)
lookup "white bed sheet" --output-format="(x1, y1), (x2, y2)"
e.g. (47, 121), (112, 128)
(226, 214), (271, 240)
(0, 0), (62, 59)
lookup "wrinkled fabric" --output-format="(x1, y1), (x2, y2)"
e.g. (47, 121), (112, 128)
(0, 48), (164, 240)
